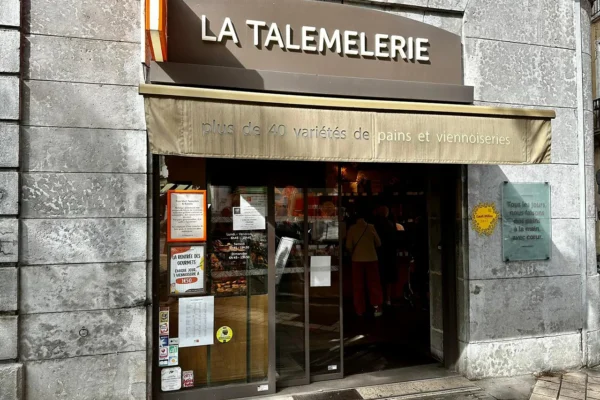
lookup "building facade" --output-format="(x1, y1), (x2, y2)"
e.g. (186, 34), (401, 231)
(0, 0), (597, 399)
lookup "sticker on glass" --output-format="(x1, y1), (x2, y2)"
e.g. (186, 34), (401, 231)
(159, 336), (169, 347)
(168, 345), (179, 366)
(161, 367), (182, 391)
(216, 326), (233, 343)
(182, 370), (194, 388)
(159, 322), (169, 336)
(159, 308), (169, 324)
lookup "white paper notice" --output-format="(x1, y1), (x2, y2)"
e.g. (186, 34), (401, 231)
(310, 256), (332, 287)
(179, 296), (214, 347)
(169, 192), (205, 240)
(161, 367), (182, 391)
(233, 194), (266, 231)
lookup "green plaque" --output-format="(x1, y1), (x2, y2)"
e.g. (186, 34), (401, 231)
(502, 182), (551, 262)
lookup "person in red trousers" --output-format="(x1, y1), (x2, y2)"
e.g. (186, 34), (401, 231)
(346, 209), (384, 317)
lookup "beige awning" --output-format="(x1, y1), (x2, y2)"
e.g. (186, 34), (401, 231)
(140, 84), (553, 165)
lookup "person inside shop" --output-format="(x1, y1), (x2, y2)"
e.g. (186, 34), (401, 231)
(346, 207), (384, 317)
(373, 205), (399, 307)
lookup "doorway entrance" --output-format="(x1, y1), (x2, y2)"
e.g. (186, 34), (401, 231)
(155, 156), (459, 399)
(271, 162), (455, 387)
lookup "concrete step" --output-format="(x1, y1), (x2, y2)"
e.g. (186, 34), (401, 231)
(260, 376), (484, 400)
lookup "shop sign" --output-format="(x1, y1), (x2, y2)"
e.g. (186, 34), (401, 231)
(161, 367), (182, 391)
(169, 245), (206, 295)
(167, 190), (207, 242)
(502, 183), (551, 261)
(472, 203), (499, 236)
(167, 0), (464, 86)
(145, 97), (552, 165)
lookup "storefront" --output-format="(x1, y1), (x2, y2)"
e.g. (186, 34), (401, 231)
(143, 0), (554, 398)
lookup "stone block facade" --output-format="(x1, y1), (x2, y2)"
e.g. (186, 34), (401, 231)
(0, 0), (594, 398)
(0, 0), (22, 398)
(16, 0), (149, 398)
(462, 0), (596, 378)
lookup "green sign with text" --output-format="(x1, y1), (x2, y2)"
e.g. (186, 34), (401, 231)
(502, 183), (551, 262)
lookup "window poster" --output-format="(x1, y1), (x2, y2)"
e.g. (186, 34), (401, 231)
(179, 296), (214, 347)
(167, 190), (207, 242)
(169, 245), (206, 296)
(233, 193), (267, 231)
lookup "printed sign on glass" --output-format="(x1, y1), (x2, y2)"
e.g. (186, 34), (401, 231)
(167, 190), (207, 242)
(502, 182), (552, 261)
(179, 296), (215, 347)
(161, 367), (182, 392)
(169, 245), (206, 295)
(233, 193), (267, 231)
(182, 370), (194, 388)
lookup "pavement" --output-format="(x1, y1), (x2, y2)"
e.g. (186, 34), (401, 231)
(529, 369), (600, 400)
(240, 366), (600, 400)
(246, 373), (537, 400)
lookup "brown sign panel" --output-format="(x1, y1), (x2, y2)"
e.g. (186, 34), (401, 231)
(143, 87), (552, 165)
(167, 0), (465, 86)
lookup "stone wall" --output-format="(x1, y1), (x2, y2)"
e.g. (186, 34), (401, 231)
(2, 1), (594, 398)
(19, 0), (149, 398)
(0, 0), (23, 398)
(461, 0), (595, 377)
(341, 0), (595, 378)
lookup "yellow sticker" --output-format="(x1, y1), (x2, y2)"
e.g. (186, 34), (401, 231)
(472, 203), (499, 236)
(216, 326), (233, 343)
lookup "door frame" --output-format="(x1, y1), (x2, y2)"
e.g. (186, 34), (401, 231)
(152, 156), (277, 400)
(275, 170), (344, 388)
(151, 158), (461, 399)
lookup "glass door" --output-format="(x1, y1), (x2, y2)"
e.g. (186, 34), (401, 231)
(274, 163), (344, 387)
(307, 188), (343, 380)
(155, 157), (275, 400)
(274, 186), (309, 387)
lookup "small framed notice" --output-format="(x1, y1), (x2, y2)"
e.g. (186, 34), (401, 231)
(167, 190), (207, 242)
(168, 244), (206, 296)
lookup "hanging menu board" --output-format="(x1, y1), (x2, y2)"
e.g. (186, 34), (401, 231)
(502, 182), (551, 261)
(167, 190), (207, 242)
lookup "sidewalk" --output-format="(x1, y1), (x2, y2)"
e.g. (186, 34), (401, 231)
(245, 374), (536, 400)
(530, 369), (600, 400)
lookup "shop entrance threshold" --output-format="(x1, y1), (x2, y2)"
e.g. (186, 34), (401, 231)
(240, 364), (479, 400)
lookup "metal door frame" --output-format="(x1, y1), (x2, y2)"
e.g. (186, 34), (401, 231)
(152, 156), (277, 400)
(275, 165), (344, 387)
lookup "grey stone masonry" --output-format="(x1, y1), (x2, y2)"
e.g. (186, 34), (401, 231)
(460, 0), (596, 379)
(0, 0), (22, 398)
(20, 0), (148, 398)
